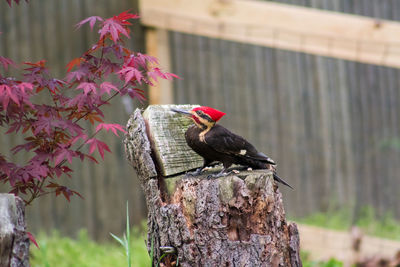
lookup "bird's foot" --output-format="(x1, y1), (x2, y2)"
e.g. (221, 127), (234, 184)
(185, 167), (203, 177)
(231, 166), (255, 172)
(207, 169), (230, 179)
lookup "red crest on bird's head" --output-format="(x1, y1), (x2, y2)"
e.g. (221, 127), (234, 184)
(192, 106), (226, 122)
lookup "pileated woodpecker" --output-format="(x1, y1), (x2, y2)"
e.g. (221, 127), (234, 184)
(171, 106), (292, 189)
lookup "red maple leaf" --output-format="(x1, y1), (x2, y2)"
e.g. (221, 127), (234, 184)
(54, 148), (77, 165)
(118, 67), (143, 85)
(65, 69), (87, 82)
(95, 123), (126, 136)
(76, 82), (97, 95)
(99, 19), (129, 43)
(0, 84), (20, 109)
(66, 57), (85, 72)
(17, 82), (34, 93)
(148, 67), (180, 81)
(136, 53), (159, 66)
(5, 0), (29, 7)
(0, 56), (16, 70)
(24, 60), (46, 68)
(86, 138), (111, 160)
(99, 81), (119, 95)
(75, 16), (103, 30)
(32, 116), (53, 135)
(127, 88), (146, 103)
(113, 10), (139, 25)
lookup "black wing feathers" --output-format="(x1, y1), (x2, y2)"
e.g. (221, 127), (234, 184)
(205, 125), (275, 164)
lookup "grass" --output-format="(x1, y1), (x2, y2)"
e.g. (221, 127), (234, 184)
(110, 203), (133, 267)
(30, 229), (150, 267)
(30, 228), (342, 267)
(30, 231), (340, 267)
(293, 206), (400, 241)
(301, 251), (343, 267)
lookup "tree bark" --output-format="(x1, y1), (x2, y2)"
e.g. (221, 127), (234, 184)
(124, 106), (302, 267)
(0, 194), (30, 267)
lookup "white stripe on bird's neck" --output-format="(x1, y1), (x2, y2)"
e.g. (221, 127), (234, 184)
(192, 113), (215, 143)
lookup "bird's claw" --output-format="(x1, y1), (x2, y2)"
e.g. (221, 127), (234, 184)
(185, 168), (203, 177)
(207, 171), (230, 179)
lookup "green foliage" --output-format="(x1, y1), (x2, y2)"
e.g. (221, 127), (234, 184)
(30, 229), (150, 267)
(294, 208), (351, 231)
(354, 206), (400, 240)
(301, 251), (343, 267)
(305, 258), (343, 267)
(293, 206), (400, 241)
(379, 137), (400, 151)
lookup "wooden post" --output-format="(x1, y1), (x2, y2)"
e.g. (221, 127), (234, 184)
(124, 105), (302, 266)
(146, 28), (173, 105)
(0, 194), (30, 267)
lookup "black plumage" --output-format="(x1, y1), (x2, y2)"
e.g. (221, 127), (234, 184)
(185, 124), (292, 189)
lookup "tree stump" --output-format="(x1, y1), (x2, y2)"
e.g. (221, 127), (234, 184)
(0, 194), (30, 267)
(124, 105), (302, 267)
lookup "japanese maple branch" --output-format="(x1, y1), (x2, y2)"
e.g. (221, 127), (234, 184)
(72, 86), (125, 124)
(44, 90), (125, 186)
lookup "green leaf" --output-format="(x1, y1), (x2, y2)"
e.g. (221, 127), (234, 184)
(150, 235), (154, 266)
(126, 202), (131, 267)
(110, 232), (125, 247)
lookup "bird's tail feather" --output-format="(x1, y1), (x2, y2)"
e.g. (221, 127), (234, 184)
(273, 172), (293, 189)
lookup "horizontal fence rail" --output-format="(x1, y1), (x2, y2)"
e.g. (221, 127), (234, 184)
(140, 0), (400, 69)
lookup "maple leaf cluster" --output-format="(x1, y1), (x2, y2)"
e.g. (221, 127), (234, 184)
(0, 11), (178, 204)
(5, 0), (29, 7)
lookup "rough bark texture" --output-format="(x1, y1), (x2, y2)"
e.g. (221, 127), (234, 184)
(124, 106), (302, 267)
(0, 194), (30, 267)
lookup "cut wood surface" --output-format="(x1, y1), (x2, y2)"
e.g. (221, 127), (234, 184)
(142, 104), (202, 176)
(140, 0), (400, 68)
(124, 105), (302, 266)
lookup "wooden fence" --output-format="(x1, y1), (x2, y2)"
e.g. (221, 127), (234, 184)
(1, 0), (400, 242)
(142, 0), (400, 221)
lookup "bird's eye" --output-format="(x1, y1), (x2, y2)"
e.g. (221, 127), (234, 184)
(196, 110), (203, 115)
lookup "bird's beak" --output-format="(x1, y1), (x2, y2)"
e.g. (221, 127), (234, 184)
(170, 108), (192, 116)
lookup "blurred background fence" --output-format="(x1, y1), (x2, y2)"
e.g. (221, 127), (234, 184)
(1, 0), (400, 247)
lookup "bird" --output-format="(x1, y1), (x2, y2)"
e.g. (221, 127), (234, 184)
(171, 106), (292, 189)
